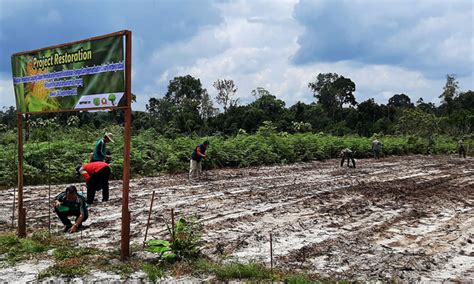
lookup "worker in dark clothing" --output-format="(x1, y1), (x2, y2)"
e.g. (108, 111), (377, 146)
(189, 141), (209, 180)
(76, 161), (111, 205)
(372, 139), (383, 160)
(458, 139), (466, 158)
(54, 185), (88, 233)
(91, 132), (114, 162)
(340, 148), (356, 168)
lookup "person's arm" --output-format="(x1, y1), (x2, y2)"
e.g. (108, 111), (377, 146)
(197, 147), (206, 158)
(69, 199), (86, 233)
(54, 193), (64, 207)
(78, 167), (91, 183)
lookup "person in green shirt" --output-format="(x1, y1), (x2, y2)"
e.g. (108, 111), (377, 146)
(54, 185), (88, 233)
(91, 132), (114, 162)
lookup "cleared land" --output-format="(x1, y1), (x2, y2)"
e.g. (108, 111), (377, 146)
(0, 155), (473, 281)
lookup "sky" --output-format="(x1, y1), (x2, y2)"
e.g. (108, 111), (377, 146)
(0, 0), (472, 111)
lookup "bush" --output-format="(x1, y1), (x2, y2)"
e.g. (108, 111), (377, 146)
(0, 128), (466, 187)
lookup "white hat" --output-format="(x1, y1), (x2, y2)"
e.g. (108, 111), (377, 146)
(104, 132), (114, 143)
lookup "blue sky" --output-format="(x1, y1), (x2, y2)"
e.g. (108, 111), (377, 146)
(0, 0), (472, 111)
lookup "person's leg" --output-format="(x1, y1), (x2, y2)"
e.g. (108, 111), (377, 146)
(86, 176), (99, 204)
(54, 207), (72, 227)
(98, 167), (110, 202)
(340, 156), (344, 167)
(351, 156), (356, 168)
(189, 159), (196, 179)
(197, 161), (202, 178)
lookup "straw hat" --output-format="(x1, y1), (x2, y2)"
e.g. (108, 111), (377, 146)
(104, 132), (114, 143)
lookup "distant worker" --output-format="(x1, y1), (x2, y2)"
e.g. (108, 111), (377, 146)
(91, 132), (114, 162)
(458, 139), (466, 158)
(54, 185), (88, 233)
(372, 139), (383, 160)
(340, 148), (356, 168)
(189, 140), (209, 180)
(76, 161), (111, 205)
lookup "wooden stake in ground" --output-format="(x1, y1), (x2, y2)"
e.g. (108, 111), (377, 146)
(171, 208), (175, 242)
(48, 137), (51, 234)
(270, 232), (273, 273)
(11, 185), (16, 229)
(143, 191), (156, 248)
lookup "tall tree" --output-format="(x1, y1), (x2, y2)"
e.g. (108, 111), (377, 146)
(200, 90), (218, 121)
(388, 94), (413, 108)
(308, 73), (357, 118)
(439, 74), (459, 115)
(158, 75), (207, 133)
(213, 79), (239, 113)
(251, 87), (271, 98)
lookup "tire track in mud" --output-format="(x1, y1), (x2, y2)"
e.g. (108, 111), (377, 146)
(0, 155), (472, 281)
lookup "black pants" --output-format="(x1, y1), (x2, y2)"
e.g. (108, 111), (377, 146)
(373, 149), (381, 159)
(54, 207), (88, 227)
(459, 147), (466, 158)
(87, 167), (111, 204)
(341, 154), (356, 168)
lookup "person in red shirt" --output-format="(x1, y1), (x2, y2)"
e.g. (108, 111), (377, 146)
(76, 161), (111, 205)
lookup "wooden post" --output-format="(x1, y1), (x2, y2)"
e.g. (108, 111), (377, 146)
(48, 137), (51, 234)
(171, 208), (175, 242)
(11, 184), (15, 229)
(17, 113), (26, 237)
(270, 233), (273, 272)
(143, 191), (156, 248)
(120, 30), (132, 261)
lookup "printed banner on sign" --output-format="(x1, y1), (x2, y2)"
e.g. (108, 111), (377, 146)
(11, 35), (125, 113)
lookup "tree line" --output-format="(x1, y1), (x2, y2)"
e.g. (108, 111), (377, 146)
(0, 73), (472, 139)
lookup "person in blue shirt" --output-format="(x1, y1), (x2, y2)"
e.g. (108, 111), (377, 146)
(189, 141), (209, 180)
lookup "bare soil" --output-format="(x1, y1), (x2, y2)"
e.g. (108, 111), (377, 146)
(0, 155), (473, 281)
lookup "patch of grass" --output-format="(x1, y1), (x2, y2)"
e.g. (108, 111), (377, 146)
(214, 262), (272, 280)
(52, 246), (100, 260)
(190, 259), (272, 280)
(285, 272), (315, 283)
(38, 257), (90, 279)
(0, 231), (54, 264)
(107, 261), (138, 278)
(143, 263), (165, 281)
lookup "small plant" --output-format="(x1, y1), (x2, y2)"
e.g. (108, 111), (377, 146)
(145, 216), (203, 263)
(143, 263), (165, 281)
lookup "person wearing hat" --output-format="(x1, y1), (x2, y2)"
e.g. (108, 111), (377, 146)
(54, 185), (88, 233)
(91, 132), (114, 162)
(76, 161), (111, 204)
(189, 140), (209, 180)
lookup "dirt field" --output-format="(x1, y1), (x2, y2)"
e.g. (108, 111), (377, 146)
(0, 155), (473, 281)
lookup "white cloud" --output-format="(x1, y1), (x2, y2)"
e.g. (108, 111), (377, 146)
(141, 0), (472, 110)
(0, 73), (15, 108)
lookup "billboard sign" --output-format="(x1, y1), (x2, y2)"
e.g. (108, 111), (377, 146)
(11, 35), (125, 113)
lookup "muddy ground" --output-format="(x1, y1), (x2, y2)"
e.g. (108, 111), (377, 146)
(0, 155), (473, 281)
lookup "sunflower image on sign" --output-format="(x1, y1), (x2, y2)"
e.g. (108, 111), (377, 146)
(24, 60), (59, 112)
